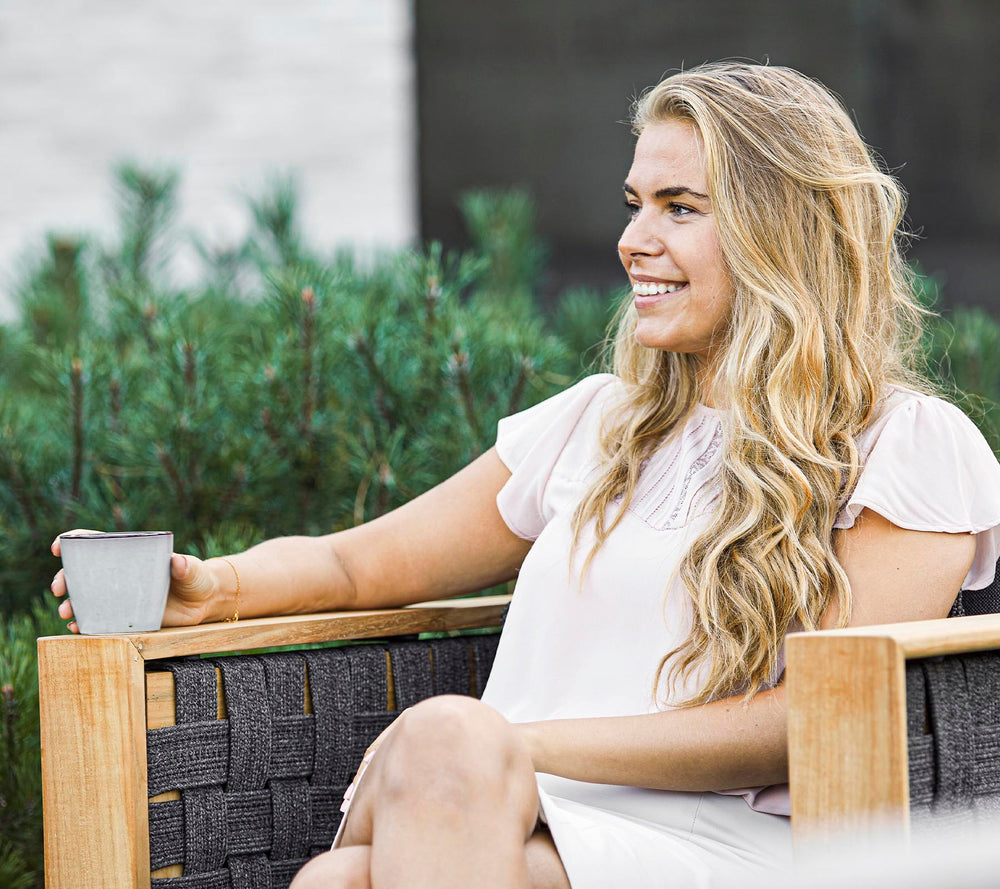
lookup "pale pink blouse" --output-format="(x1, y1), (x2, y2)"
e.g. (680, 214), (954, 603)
(483, 374), (1000, 821)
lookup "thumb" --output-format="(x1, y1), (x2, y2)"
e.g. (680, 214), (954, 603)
(170, 553), (216, 596)
(171, 553), (191, 582)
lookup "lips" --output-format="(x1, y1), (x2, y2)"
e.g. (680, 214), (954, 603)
(631, 277), (688, 307)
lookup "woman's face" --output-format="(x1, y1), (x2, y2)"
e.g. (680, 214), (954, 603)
(618, 119), (734, 369)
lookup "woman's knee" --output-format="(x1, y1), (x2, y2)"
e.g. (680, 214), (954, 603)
(376, 695), (536, 809)
(290, 847), (371, 889)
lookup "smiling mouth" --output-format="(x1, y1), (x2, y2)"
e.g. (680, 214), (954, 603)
(632, 281), (687, 296)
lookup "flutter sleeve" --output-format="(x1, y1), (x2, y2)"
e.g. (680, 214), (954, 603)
(495, 373), (619, 540)
(834, 393), (1000, 590)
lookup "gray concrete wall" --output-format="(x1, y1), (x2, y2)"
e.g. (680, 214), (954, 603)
(0, 0), (417, 319)
(416, 0), (1000, 311)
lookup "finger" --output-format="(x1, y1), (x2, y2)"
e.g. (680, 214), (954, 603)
(52, 529), (102, 557)
(50, 569), (67, 597)
(67, 620), (79, 634)
(58, 598), (75, 620)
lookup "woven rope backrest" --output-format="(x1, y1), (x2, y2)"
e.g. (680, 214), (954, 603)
(950, 557), (1000, 617)
(906, 651), (1000, 826)
(146, 633), (499, 889)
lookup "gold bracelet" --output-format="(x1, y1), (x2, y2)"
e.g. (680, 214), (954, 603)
(220, 557), (241, 622)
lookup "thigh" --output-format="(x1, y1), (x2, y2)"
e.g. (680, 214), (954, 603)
(526, 827), (571, 889)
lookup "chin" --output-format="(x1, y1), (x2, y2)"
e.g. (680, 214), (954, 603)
(632, 324), (673, 352)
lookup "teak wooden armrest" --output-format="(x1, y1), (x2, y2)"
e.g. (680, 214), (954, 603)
(37, 595), (510, 889)
(786, 611), (1000, 845)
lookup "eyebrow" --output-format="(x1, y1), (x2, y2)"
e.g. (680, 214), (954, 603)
(623, 183), (710, 201)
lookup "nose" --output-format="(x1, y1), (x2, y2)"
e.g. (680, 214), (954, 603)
(617, 212), (663, 264)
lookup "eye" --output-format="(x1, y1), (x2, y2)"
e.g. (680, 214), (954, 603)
(668, 202), (695, 217)
(623, 198), (641, 220)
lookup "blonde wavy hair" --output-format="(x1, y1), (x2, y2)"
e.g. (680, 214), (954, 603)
(572, 62), (932, 705)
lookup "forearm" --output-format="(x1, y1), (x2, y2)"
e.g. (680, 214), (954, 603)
(194, 449), (528, 624)
(516, 683), (787, 791)
(199, 533), (357, 623)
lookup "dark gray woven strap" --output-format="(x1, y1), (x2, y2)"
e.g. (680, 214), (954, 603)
(923, 657), (975, 823)
(224, 790), (272, 854)
(431, 637), (473, 696)
(906, 662), (935, 813)
(303, 647), (366, 788)
(148, 660), (229, 798)
(184, 786), (228, 872)
(148, 871), (230, 889)
(148, 722), (229, 798)
(390, 642), (434, 709)
(216, 658), (273, 791)
(962, 651), (1000, 816)
(472, 635), (500, 697)
(148, 631), (500, 888)
(953, 558), (1000, 617)
(907, 648), (1000, 825)
(228, 854), (271, 889)
(148, 801), (184, 872)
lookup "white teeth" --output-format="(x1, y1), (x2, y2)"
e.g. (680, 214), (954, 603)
(633, 282), (685, 295)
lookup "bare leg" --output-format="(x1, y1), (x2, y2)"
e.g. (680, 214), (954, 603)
(293, 830), (570, 889)
(290, 845), (371, 888)
(525, 828), (572, 889)
(293, 831), (570, 889)
(333, 695), (560, 889)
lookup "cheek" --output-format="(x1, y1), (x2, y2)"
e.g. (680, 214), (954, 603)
(700, 240), (732, 298)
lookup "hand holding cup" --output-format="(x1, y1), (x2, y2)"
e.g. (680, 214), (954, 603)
(50, 530), (220, 633)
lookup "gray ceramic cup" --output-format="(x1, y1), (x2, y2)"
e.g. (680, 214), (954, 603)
(59, 531), (173, 634)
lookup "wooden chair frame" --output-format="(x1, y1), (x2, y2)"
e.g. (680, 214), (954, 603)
(787, 611), (1000, 845)
(38, 598), (1000, 886)
(37, 595), (509, 889)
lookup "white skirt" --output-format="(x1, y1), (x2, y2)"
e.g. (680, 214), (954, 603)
(535, 774), (792, 888)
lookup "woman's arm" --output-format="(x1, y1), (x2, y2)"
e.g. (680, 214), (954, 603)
(52, 448), (532, 628)
(515, 507), (976, 791)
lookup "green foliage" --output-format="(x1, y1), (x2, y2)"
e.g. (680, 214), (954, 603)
(909, 264), (1000, 449)
(0, 604), (66, 888)
(459, 188), (547, 305)
(0, 172), (622, 617)
(922, 305), (1000, 450)
(550, 286), (624, 375)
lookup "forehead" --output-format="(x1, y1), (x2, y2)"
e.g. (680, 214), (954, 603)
(628, 119), (708, 193)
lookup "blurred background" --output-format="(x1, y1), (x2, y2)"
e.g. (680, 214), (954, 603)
(2, 0), (998, 317)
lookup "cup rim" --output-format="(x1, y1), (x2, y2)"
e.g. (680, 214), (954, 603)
(59, 531), (173, 540)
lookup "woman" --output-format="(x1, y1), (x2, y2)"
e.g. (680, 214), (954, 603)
(51, 62), (1000, 887)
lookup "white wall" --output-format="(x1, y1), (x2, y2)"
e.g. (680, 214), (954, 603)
(0, 0), (417, 318)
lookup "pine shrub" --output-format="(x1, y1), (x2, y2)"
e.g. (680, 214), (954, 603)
(0, 170), (626, 616)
